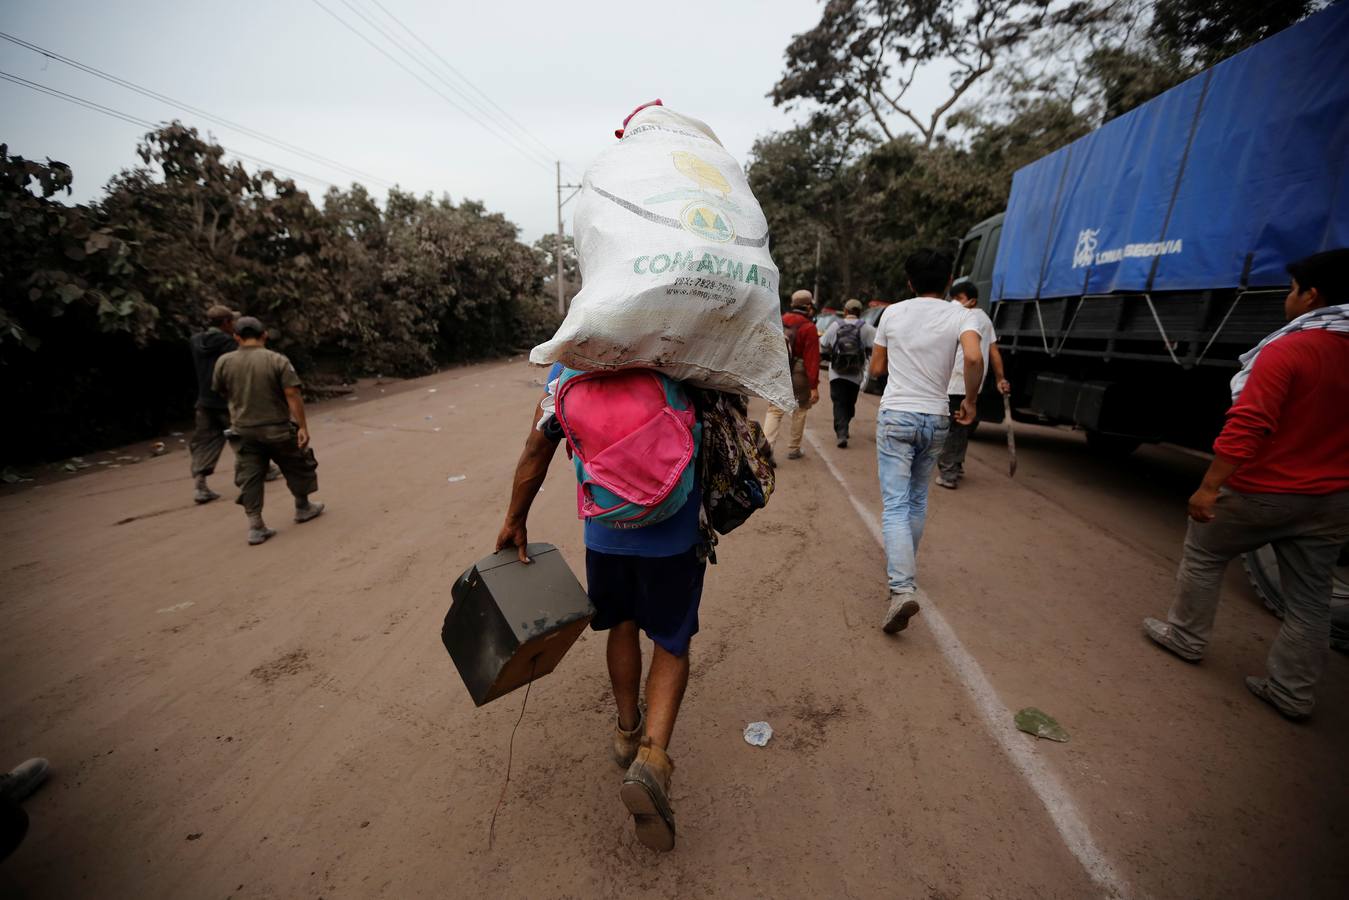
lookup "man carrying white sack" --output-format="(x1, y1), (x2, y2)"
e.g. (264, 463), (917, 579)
(763, 289), (821, 460)
(500, 99), (797, 854)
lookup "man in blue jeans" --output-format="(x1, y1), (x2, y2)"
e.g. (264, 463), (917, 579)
(495, 363), (703, 852)
(868, 250), (984, 633)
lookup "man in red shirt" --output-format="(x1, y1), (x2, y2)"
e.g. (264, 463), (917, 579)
(763, 289), (821, 460)
(1143, 249), (1349, 720)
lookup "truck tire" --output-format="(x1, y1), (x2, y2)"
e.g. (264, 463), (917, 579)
(1084, 429), (1141, 457)
(1243, 543), (1349, 654)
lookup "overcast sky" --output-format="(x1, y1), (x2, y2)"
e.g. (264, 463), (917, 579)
(2, 0), (951, 242)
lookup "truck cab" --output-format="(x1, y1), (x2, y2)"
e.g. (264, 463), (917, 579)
(951, 212), (1003, 315)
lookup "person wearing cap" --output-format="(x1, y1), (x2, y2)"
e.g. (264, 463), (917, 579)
(211, 317), (324, 545)
(187, 305), (241, 503)
(820, 298), (876, 448)
(763, 289), (821, 460)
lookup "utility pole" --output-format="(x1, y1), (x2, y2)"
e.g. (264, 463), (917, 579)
(812, 234), (822, 305)
(556, 161), (582, 316)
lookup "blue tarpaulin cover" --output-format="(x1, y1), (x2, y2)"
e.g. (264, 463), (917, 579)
(992, 2), (1349, 302)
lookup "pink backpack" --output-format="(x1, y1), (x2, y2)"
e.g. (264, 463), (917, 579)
(553, 368), (701, 528)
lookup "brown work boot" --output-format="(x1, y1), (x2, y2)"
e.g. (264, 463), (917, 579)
(882, 592), (920, 634)
(612, 711), (644, 769)
(621, 738), (676, 851)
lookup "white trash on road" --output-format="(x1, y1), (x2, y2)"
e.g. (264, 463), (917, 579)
(743, 721), (773, 747)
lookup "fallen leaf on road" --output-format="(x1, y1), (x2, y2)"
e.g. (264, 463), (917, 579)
(1014, 707), (1069, 742)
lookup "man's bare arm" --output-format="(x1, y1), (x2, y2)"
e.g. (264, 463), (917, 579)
(868, 345), (888, 379)
(956, 331), (984, 424)
(495, 401), (562, 563)
(284, 386), (310, 449)
(989, 342), (1010, 395)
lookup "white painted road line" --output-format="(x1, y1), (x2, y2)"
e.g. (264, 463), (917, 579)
(804, 428), (1130, 899)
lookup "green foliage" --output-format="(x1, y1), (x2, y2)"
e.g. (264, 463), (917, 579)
(0, 143), (155, 355)
(1149, 0), (1320, 68)
(0, 125), (559, 463)
(750, 99), (1091, 303)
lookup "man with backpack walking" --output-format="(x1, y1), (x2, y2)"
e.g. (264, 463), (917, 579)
(496, 364), (708, 853)
(820, 298), (876, 448)
(763, 289), (820, 460)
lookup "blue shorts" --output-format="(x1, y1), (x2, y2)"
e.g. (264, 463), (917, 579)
(585, 547), (706, 657)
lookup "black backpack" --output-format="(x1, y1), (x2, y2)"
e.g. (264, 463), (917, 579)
(831, 321), (867, 376)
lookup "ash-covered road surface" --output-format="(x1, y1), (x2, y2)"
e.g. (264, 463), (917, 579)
(1, 358), (1345, 899)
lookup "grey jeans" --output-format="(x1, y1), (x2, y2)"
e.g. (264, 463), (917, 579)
(937, 394), (976, 480)
(1166, 488), (1349, 715)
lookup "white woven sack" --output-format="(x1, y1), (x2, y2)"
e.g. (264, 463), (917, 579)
(531, 106), (794, 409)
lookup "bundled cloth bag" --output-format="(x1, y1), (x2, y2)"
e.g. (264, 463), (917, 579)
(531, 104), (796, 410)
(691, 389), (775, 536)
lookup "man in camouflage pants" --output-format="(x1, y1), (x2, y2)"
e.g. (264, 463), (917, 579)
(212, 317), (325, 545)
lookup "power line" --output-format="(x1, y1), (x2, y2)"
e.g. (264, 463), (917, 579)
(363, 0), (582, 178)
(0, 30), (395, 188)
(308, 0), (555, 174)
(337, 0), (565, 176)
(0, 70), (341, 191)
(335, 0), (547, 165)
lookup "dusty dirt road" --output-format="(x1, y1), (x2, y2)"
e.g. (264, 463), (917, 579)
(1, 358), (1345, 899)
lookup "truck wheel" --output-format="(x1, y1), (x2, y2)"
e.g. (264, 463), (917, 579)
(1243, 543), (1349, 654)
(1084, 429), (1141, 456)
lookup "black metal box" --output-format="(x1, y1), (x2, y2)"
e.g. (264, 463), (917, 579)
(441, 543), (594, 707)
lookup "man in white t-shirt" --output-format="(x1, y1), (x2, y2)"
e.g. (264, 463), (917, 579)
(868, 250), (984, 634)
(936, 280), (1010, 489)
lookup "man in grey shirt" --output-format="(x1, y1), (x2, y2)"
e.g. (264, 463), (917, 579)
(819, 298), (876, 447)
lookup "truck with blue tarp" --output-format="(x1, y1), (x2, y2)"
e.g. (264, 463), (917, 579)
(951, 1), (1349, 640)
(954, 0), (1349, 454)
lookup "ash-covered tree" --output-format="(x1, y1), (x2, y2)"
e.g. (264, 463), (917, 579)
(1150, 0), (1320, 68)
(771, 0), (1095, 146)
(533, 232), (580, 306)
